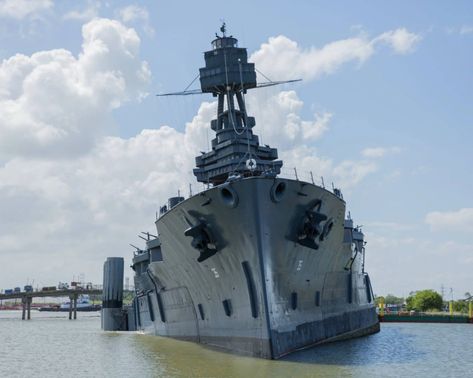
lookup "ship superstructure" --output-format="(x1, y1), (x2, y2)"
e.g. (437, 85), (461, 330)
(103, 25), (379, 359)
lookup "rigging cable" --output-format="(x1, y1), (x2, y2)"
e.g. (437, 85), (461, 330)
(255, 68), (273, 83)
(183, 73), (201, 92)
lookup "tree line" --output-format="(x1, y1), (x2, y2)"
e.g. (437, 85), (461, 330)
(375, 290), (472, 312)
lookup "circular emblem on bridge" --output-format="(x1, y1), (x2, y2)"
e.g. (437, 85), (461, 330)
(246, 158), (257, 171)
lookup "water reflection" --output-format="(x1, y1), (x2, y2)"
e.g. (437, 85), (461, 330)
(1, 312), (472, 378)
(284, 325), (422, 365)
(127, 323), (473, 377)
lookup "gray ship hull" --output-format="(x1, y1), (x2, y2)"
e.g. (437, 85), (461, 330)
(133, 176), (379, 359)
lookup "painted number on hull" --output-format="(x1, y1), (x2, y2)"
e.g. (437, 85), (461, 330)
(210, 267), (220, 278)
(296, 260), (303, 271)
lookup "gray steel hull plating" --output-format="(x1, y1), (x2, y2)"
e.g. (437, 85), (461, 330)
(134, 177), (379, 359)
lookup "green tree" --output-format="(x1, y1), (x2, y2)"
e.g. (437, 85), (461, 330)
(384, 294), (404, 305)
(406, 290), (443, 311)
(406, 295), (415, 310)
(452, 300), (468, 313)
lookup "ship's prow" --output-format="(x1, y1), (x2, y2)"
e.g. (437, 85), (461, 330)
(130, 176), (379, 359)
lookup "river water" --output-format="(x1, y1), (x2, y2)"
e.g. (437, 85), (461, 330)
(0, 311), (472, 377)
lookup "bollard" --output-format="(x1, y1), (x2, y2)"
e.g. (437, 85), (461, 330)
(379, 297), (384, 317)
(449, 301), (453, 315)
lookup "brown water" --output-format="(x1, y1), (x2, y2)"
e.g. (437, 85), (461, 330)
(0, 311), (472, 377)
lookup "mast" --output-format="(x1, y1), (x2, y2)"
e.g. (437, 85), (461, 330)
(193, 24), (283, 185)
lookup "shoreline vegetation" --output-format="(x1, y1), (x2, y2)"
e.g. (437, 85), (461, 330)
(376, 290), (473, 323)
(375, 290), (472, 314)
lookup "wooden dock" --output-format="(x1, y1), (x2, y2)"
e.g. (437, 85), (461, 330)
(0, 289), (102, 320)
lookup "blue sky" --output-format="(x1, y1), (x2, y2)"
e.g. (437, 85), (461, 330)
(0, 0), (471, 299)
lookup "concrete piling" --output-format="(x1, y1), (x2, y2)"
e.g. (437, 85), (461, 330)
(27, 297), (31, 320)
(101, 257), (125, 331)
(73, 295), (77, 320)
(69, 296), (73, 320)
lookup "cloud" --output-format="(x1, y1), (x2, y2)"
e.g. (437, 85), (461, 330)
(244, 90), (377, 189)
(361, 146), (401, 158)
(332, 159), (378, 188)
(250, 28), (421, 81)
(279, 145), (378, 189)
(63, 1), (100, 21)
(460, 25), (473, 35)
(250, 35), (374, 81)
(0, 0), (52, 19)
(0, 102), (214, 287)
(366, 230), (473, 297)
(375, 28), (422, 54)
(366, 221), (416, 233)
(117, 5), (154, 36)
(425, 208), (473, 233)
(246, 90), (331, 149)
(0, 18), (150, 159)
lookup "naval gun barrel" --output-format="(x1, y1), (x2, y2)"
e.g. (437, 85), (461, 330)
(101, 257), (124, 331)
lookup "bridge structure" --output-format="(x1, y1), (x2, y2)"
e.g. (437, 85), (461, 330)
(0, 289), (103, 320)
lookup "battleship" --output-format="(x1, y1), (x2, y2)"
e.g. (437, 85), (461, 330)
(102, 24), (379, 359)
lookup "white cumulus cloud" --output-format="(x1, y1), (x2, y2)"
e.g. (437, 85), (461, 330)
(246, 90), (332, 149)
(425, 208), (473, 233)
(250, 28), (421, 81)
(375, 28), (422, 54)
(0, 18), (151, 158)
(0, 0), (52, 19)
(117, 5), (154, 36)
(251, 34), (374, 81)
(63, 1), (100, 22)
(361, 146), (401, 158)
